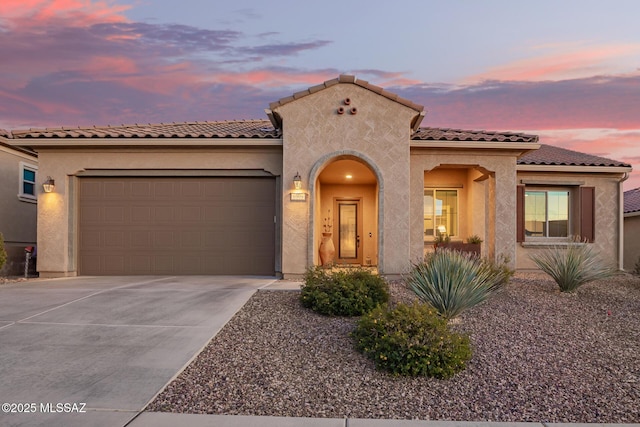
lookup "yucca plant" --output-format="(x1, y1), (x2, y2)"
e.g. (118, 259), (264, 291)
(406, 249), (510, 320)
(529, 237), (616, 292)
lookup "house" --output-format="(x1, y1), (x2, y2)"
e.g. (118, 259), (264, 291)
(624, 188), (640, 272)
(0, 131), (38, 276)
(2, 75), (632, 278)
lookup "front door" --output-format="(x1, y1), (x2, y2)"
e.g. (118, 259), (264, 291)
(335, 199), (362, 265)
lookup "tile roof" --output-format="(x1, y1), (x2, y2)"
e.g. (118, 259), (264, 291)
(518, 144), (631, 167)
(624, 187), (640, 214)
(412, 127), (538, 143)
(268, 74), (425, 113)
(9, 120), (280, 139)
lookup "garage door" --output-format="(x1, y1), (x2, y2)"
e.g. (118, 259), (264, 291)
(78, 177), (276, 275)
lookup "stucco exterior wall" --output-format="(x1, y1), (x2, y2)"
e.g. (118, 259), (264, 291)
(0, 146), (38, 275)
(515, 171), (623, 270)
(35, 147), (282, 277)
(624, 214), (640, 271)
(410, 150), (519, 267)
(275, 83), (418, 276)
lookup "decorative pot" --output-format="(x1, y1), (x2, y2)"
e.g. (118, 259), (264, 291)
(319, 232), (335, 266)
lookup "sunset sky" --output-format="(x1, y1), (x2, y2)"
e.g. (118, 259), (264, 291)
(1, 0), (638, 189)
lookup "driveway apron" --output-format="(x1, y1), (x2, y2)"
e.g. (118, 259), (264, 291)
(0, 275), (276, 427)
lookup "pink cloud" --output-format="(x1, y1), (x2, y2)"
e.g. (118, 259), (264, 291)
(533, 129), (639, 191)
(0, 0), (129, 25)
(466, 43), (640, 83)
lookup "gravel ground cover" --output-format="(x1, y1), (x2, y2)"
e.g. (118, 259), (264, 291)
(148, 272), (640, 422)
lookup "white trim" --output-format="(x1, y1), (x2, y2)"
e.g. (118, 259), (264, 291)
(518, 164), (632, 173)
(18, 161), (38, 203)
(624, 211), (640, 218)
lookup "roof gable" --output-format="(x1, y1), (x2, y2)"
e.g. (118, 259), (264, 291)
(266, 75), (425, 130)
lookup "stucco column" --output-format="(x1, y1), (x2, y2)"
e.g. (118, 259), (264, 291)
(281, 169), (309, 276)
(493, 161), (517, 268)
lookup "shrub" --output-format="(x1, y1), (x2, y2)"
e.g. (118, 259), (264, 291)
(352, 302), (472, 378)
(300, 266), (389, 316)
(0, 232), (7, 272)
(529, 237), (617, 292)
(406, 249), (510, 320)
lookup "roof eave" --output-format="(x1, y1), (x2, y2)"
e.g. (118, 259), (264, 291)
(10, 137), (284, 149)
(411, 141), (540, 151)
(517, 164), (632, 173)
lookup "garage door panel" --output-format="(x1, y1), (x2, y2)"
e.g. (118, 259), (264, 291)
(79, 177), (275, 275)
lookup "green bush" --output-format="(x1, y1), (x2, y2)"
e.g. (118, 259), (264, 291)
(352, 302), (472, 378)
(0, 232), (7, 271)
(406, 249), (510, 320)
(300, 266), (389, 316)
(529, 237), (617, 292)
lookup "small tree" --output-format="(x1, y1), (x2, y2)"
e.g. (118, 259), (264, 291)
(529, 236), (617, 292)
(0, 232), (7, 272)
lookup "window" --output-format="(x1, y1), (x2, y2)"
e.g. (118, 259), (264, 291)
(525, 190), (569, 238)
(424, 189), (458, 241)
(19, 162), (38, 202)
(517, 186), (595, 243)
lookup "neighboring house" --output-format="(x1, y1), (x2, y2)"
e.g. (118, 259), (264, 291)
(0, 131), (38, 276)
(4, 75), (632, 278)
(624, 188), (640, 272)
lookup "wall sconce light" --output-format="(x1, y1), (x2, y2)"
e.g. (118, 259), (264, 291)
(293, 172), (302, 190)
(42, 176), (55, 193)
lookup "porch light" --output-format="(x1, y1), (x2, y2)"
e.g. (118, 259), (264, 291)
(293, 172), (302, 190)
(345, 174), (353, 179)
(42, 176), (55, 193)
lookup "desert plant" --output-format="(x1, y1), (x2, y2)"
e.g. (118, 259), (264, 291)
(0, 232), (7, 271)
(529, 237), (617, 292)
(467, 235), (483, 244)
(300, 266), (389, 316)
(352, 302), (472, 378)
(406, 249), (509, 320)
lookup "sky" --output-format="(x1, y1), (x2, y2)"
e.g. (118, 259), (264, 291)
(1, 0), (639, 189)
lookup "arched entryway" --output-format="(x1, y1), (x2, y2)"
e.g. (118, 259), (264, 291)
(310, 154), (380, 268)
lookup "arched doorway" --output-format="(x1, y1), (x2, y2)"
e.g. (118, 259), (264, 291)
(313, 156), (379, 267)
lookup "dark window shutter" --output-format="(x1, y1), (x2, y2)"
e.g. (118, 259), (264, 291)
(580, 187), (595, 242)
(516, 185), (525, 242)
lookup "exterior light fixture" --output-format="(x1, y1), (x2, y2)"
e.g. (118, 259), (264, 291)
(345, 174), (353, 180)
(43, 176), (55, 193)
(290, 171), (307, 201)
(293, 172), (302, 190)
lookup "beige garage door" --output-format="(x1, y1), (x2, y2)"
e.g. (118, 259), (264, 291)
(78, 177), (276, 275)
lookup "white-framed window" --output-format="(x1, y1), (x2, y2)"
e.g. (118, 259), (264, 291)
(524, 189), (570, 238)
(18, 162), (38, 203)
(424, 188), (458, 241)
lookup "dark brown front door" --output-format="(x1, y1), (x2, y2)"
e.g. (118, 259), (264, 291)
(78, 176), (275, 275)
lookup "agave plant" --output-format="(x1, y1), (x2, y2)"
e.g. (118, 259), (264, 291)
(529, 237), (616, 292)
(406, 249), (510, 320)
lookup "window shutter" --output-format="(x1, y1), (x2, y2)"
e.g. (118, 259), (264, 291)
(580, 187), (595, 242)
(516, 185), (525, 242)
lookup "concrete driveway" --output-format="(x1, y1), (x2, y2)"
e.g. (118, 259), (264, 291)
(0, 275), (277, 427)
